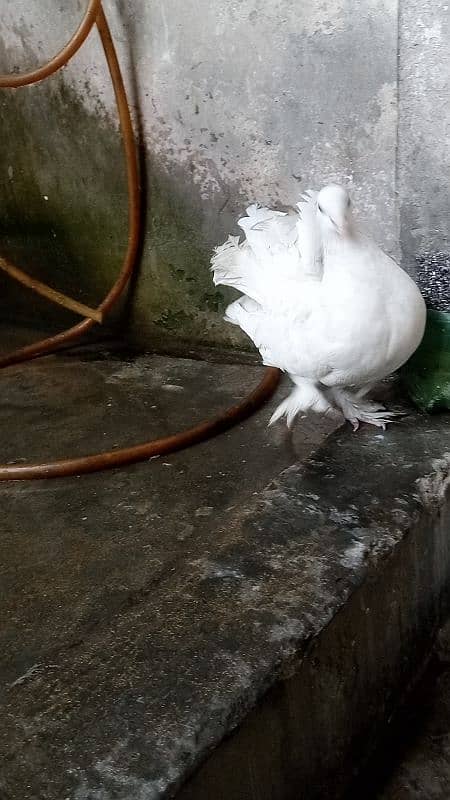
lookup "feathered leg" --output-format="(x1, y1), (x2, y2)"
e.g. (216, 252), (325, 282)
(269, 379), (335, 428)
(328, 388), (402, 431)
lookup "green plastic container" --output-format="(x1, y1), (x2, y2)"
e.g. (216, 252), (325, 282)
(401, 309), (450, 413)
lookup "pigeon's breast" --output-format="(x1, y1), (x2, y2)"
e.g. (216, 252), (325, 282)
(316, 244), (425, 384)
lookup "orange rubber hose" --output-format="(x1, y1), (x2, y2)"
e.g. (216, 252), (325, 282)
(0, 6), (140, 370)
(0, 367), (280, 480)
(0, 3), (279, 480)
(0, 0), (105, 321)
(0, 255), (103, 322)
(0, 0), (102, 88)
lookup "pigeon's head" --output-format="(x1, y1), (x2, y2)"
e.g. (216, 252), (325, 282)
(316, 185), (353, 237)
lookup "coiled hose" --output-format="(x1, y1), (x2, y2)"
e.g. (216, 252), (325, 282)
(0, 2), (279, 480)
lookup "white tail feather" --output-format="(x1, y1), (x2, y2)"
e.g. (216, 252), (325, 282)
(237, 205), (297, 263)
(211, 234), (266, 304)
(224, 296), (261, 342)
(296, 191), (322, 277)
(211, 195), (317, 307)
(210, 190), (322, 358)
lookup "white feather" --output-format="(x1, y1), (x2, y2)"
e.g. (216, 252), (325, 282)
(296, 190), (323, 277)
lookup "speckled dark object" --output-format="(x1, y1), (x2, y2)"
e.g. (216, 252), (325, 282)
(416, 252), (450, 312)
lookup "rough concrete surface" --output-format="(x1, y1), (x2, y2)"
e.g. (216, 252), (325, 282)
(0, 331), (336, 800)
(0, 332), (450, 799)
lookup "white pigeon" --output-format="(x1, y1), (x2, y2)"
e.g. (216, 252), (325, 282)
(211, 184), (426, 430)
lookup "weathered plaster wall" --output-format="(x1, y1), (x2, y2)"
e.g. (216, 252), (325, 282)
(398, 0), (450, 270)
(0, 0), (431, 349)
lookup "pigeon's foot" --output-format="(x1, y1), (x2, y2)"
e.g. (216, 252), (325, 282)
(328, 388), (403, 432)
(346, 408), (402, 432)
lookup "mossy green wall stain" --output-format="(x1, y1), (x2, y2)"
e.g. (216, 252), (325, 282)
(0, 78), (250, 352)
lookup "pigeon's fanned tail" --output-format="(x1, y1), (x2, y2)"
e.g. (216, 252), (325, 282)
(237, 204), (297, 264)
(211, 203), (304, 306)
(211, 235), (265, 305)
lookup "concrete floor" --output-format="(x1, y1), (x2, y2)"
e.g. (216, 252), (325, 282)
(0, 329), (336, 799)
(2, 327), (450, 800)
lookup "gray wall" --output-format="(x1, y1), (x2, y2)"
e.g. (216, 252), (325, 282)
(0, 0), (447, 349)
(398, 0), (450, 263)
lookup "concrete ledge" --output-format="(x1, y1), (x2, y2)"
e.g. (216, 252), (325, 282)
(0, 346), (449, 800)
(179, 447), (450, 800)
